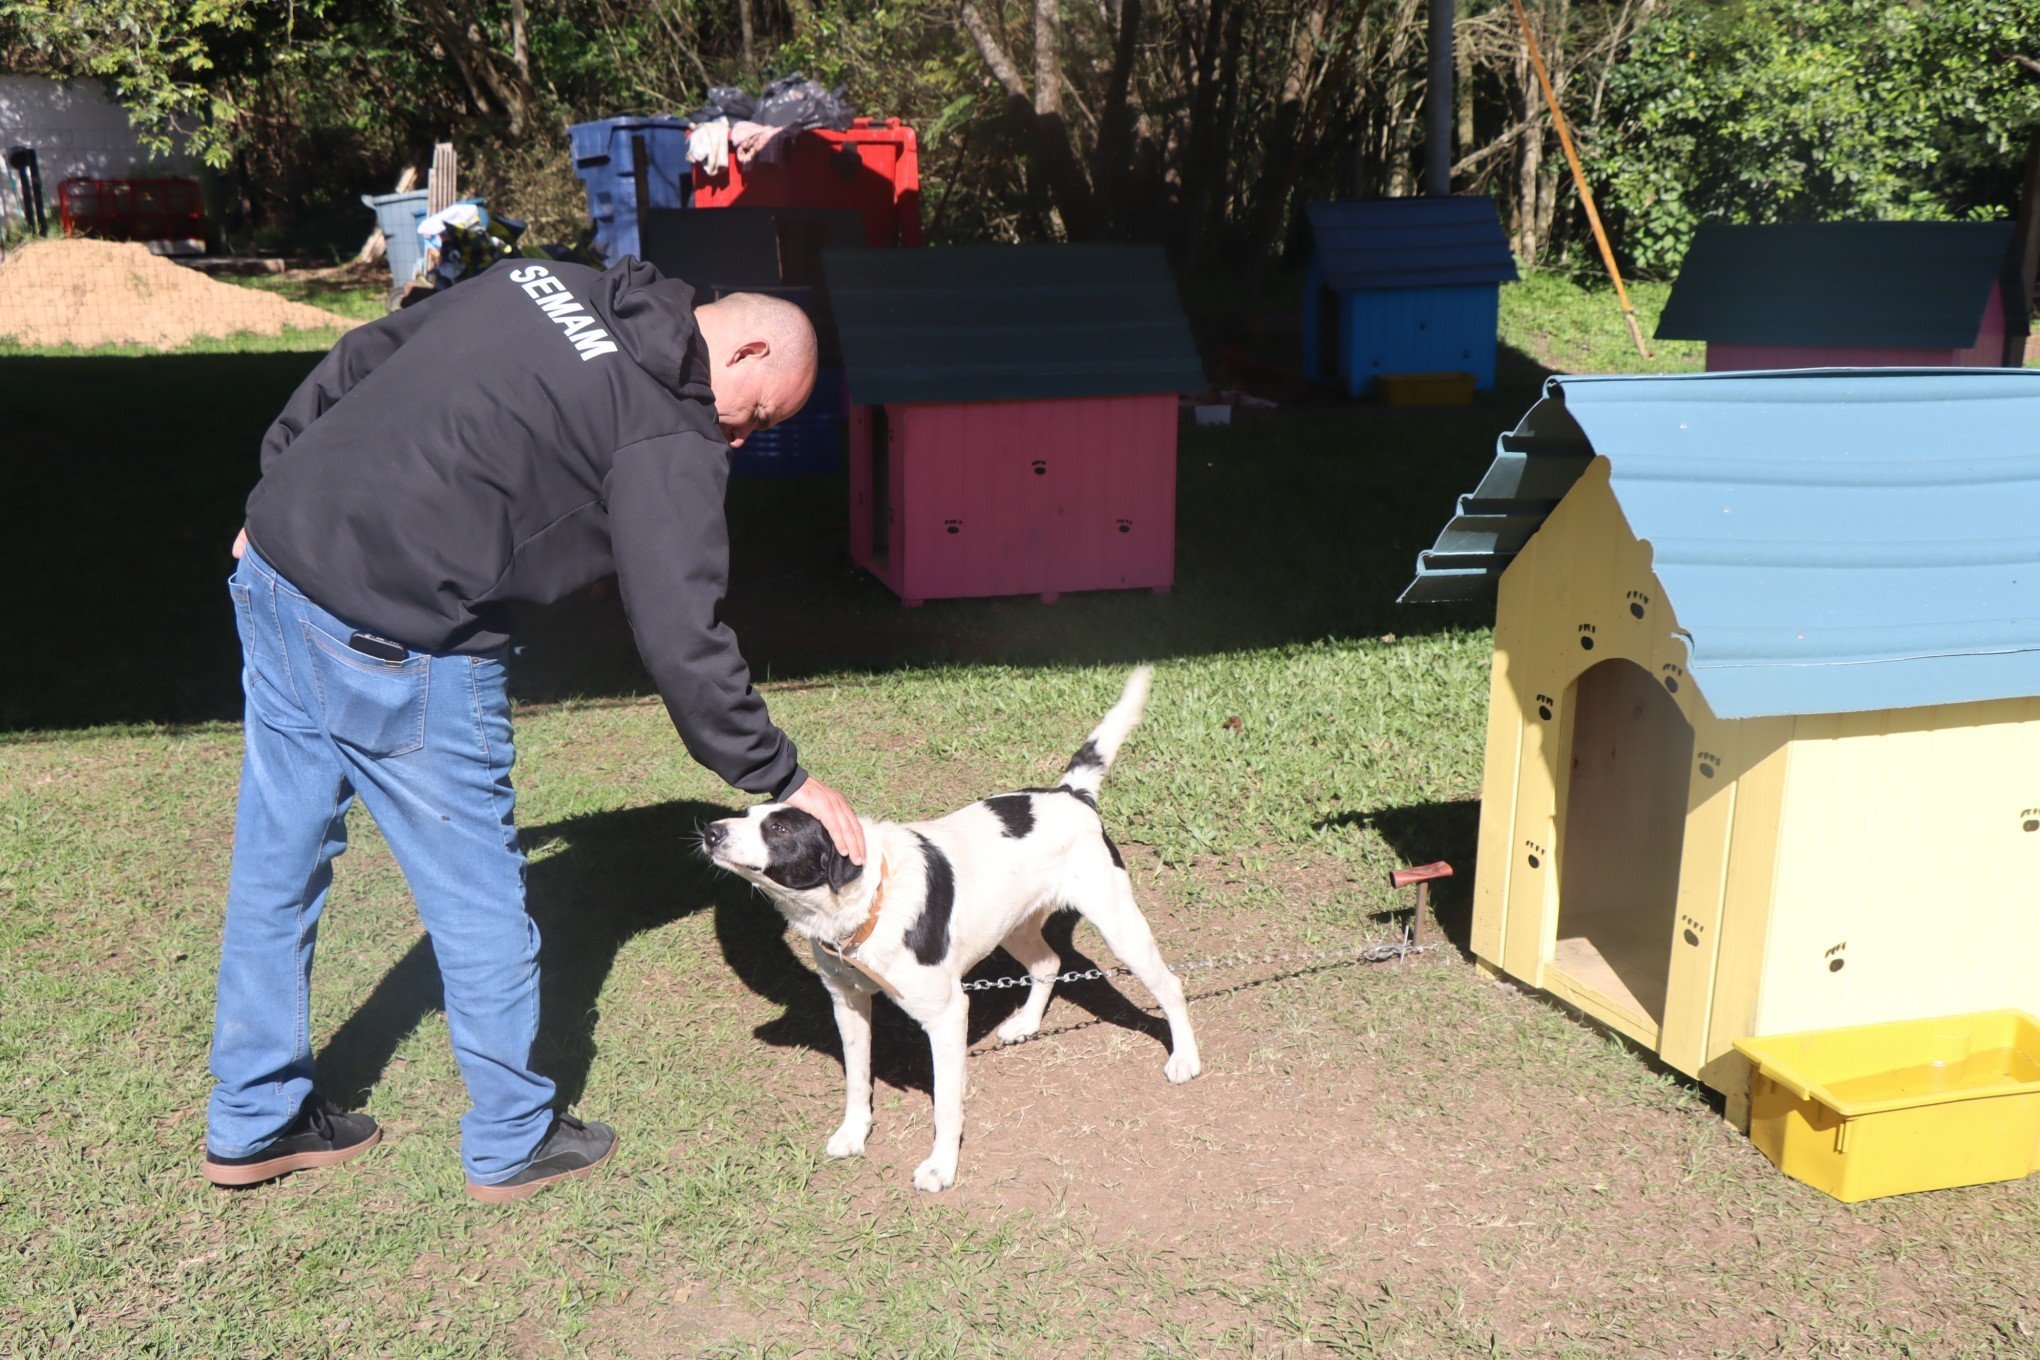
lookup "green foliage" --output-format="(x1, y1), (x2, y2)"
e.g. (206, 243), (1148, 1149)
(0, 0), (257, 167)
(3, 0), (2033, 270)
(1601, 0), (2040, 274)
(770, 2), (1007, 239)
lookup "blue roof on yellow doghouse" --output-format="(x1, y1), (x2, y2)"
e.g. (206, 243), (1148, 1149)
(1402, 369), (2040, 719)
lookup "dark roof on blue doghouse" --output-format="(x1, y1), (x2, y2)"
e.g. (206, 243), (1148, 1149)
(821, 244), (1204, 405)
(1401, 369), (2040, 719)
(1304, 197), (1519, 291)
(1655, 221), (2019, 349)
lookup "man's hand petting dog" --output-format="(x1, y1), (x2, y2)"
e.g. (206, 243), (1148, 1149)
(784, 776), (865, 865)
(703, 667), (1198, 1193)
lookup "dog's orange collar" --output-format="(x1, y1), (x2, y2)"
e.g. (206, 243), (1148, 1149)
(819, 852), (896, 996)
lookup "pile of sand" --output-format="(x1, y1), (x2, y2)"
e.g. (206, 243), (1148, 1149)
(0, 238), (361, 349)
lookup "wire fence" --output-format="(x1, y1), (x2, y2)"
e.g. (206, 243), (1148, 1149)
(1, 117), (369, 354)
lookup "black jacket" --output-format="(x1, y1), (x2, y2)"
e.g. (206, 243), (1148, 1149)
(245, 257), (804, 798)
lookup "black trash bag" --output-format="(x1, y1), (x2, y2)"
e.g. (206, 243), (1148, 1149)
(690, 73), (852, 132)
(754, 72), (853, 130)
(691, 85), (758, 123)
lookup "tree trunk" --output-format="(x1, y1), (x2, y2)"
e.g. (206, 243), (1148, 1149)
(957, 0), (1095, 237)
(1093, 0), (1143, 235)
(739, 0), (756, 75)
(421, 2), (531, 135)
(1033, 0), (1060, 120)
(1534, 0), (1567, 257)
(1196, 0), (1248, 259)
(2008, 125), (2040, 366)
(1174, 0), (1229, 261)
(1455, 0), (1473, 154)
(1242, 1), (1333, 258)
(1514, 46), (1544, 262)
(511, 0), (530, 85)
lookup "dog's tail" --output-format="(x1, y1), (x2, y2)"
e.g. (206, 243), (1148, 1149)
(1057, 666), (1153, 804)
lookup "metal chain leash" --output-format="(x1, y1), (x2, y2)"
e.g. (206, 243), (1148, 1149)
(959, 925), (1426, 993)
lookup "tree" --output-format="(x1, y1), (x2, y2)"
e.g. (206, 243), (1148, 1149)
(1598, 0), (2040, 275)
(0, 0), (259, 167)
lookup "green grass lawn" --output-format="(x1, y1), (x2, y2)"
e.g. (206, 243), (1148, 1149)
(222, 270), (389, 323)
(0, 267), (379, 359)
(5, 287), (2038, 1358)
(1499, 270), (1704, 377)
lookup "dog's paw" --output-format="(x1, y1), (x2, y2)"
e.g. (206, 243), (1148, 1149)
(826, 1121), (870, 1159)
(1164, 1047), (1202, 1084)
(995, 1012), (1041, 1045)
(912, 1156), (956, 1193)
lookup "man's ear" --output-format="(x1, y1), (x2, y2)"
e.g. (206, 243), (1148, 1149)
(827, 845), (862, 893)
(730, 338), (770, 364)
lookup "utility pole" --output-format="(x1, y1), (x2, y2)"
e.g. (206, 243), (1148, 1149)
(1427, 0), (1454, 195)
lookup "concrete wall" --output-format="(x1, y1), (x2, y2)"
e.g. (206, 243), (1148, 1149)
(0, 75), (196, 227)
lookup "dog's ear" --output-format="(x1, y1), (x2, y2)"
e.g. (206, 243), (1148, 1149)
(760, 807), (864, 893)
(827, 844), (863, 894)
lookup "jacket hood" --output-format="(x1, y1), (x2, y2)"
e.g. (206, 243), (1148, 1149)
(591, 257), (715, 403)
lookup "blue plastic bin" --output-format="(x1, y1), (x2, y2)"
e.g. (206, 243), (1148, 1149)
(732, 368), (846, 478)
(361, 189), (430, 286)
(569, 117), (693, 264)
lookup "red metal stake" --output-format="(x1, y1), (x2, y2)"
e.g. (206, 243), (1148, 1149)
(1389, 861), (1454, 951)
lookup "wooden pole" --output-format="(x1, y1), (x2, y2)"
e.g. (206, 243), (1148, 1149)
(1507, 0), (1651, 360)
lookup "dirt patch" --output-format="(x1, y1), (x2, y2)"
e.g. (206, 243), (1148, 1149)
(0, 238), (357, 348)
(712, 877), (2040, 1358)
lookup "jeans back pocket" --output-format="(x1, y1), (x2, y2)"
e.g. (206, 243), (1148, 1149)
(301, 622), (430, 757)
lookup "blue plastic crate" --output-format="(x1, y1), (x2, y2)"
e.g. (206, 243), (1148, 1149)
(731, 368), (846, 478)
(361, 189), (430, 286)
(568, 117), (693, 264)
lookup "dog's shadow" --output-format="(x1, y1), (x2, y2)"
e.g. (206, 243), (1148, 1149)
(314, 798), (1172, 1109)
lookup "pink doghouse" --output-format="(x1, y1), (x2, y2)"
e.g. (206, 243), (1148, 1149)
(1655, 221), (2028, 371)
(822, 244), (1205, 606)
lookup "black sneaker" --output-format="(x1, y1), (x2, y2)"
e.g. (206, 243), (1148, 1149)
(202, 1093), (382, 1187)
(467, 1113), (617, 1203)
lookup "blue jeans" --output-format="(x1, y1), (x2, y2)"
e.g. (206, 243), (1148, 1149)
(207, 543), (555, 1183)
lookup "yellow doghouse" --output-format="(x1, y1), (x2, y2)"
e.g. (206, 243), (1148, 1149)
(1404, 370), (2040, 1125)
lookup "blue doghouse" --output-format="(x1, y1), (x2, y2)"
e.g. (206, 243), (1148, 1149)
(1304, 197), (1518, 396)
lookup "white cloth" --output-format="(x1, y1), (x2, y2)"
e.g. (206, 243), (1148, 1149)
(688, 119), (731, 175)
(417, 201), (485, 249)
(730, 120), (791, 166)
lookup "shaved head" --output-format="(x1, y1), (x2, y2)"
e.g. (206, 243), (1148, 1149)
(693, 292), (819, 447)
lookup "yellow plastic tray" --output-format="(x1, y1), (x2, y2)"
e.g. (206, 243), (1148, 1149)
(1376, 371), (1476, 406)
(1735, 1010), (2040, 1202)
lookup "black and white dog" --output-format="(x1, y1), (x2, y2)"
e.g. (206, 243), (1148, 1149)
(702, 667), (1200, 1192)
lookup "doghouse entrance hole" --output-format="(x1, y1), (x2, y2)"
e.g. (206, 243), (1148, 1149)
(1552, 658), (1693, 1030)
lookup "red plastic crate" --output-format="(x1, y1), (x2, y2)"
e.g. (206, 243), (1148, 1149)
(691, 118), (922, 248)
(58, 177), (206, 242)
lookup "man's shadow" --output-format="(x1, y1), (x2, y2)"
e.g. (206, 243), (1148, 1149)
(314, 799), (748, 1109)
(315, 798), (1173, 1109)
